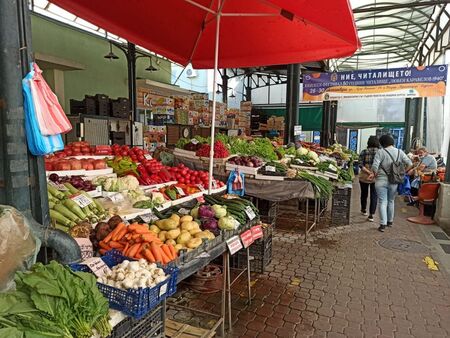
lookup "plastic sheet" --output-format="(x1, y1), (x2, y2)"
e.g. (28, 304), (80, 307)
(0, 206), (40, 291)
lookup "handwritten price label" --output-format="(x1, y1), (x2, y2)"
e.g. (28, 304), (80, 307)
(245, 206), (256, 220)
(175, 186), (186, 196)
(75, 238), (93, 260)
(265, 165), (276, 172)
(159, 283), (168, 297)
(226, 236), (243, 255)
(48, 181), (68, 191)
(251, 225), (263, 240)
(240, 229), (254, 248)
(212, 180), (218, 189)
(178, 208), (190, 215)
(70, 193), (93, 208)
(83, 257), (112, 278)
(140, 213), (159, 223)
(144, 154), (153, 160)
(196, 184), (205, 191)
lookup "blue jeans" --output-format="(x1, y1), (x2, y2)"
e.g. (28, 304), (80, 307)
(375, 179), (398, 225)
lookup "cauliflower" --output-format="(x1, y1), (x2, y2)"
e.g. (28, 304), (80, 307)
(104, 177), (118, 192)
(120, 175), (139, 191)
(151, 192), (166, 205)
(126, 189), (150, 204)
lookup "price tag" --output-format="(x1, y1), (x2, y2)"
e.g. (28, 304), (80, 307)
(95, 185), (102, 193)
(251, 225), (263, 240)
(140, 213), (159, 223)
(109, 193), (124, 204)
(144, 154), (153, 160)
(240, 229), (254, 248)
(159, 283), (168, 297)
(226, 236), (243, 255)
(70, 193), (93, 208)
(178, 208), (190, 215)
(83, 257), (112, 278)
(196, 184), (205, 191)
(75, 238), (93, 260)
(265, 165), (276, 172)
(245, 206), (256, 220)
(212, 180), (218, 189)
(191, 139), (199, 145)
(175, 186), (186, 196)
(48, 181), (68, 191)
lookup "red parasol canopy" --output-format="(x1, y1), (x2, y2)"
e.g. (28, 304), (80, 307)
(50, 0), (360, 69)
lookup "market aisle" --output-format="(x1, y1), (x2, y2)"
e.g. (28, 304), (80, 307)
(170, 186), (450, 338)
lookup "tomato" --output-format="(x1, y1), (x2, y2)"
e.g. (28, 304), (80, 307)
(121, 151), (129, 156)
(137, 155), (144, 162)
(179, 178), (185, 183)
(45, 162), (53, 171)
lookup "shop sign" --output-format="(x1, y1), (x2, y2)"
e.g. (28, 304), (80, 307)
(251, 225), (263, 240)
(226, 236), (243, 255)
(303, 65), (448, 101)
(240, 229), (254, 248)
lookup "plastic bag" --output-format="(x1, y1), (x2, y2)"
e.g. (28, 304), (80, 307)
(30, 63), (72, 135)
(227, 169), (245, 196)
(0, 205), (40, 291)
(397, 176), (411, 195)
(23, 70), (64, 155)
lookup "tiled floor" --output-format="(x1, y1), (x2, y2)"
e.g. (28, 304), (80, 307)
(170, 185), (450, 337)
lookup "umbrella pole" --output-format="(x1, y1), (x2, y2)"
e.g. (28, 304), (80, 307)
(208, 3), (221, 193)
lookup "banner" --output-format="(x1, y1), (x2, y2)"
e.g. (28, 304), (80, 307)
(303, 65), (448, 101)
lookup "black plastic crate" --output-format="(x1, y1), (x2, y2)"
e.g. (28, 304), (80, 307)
(95, 94), (110, 116)
(110, 97), (130, 118)
(108, 304), (164, 338)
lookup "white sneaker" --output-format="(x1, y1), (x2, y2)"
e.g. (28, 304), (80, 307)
(361, 210), (368, 216)
(368, 215), (374, 222)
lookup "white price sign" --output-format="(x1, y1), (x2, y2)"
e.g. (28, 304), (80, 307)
(191, 139), (199, 145)
(212, 180), (218, 189)
(265, 165), (276, 172)
(178, 208), (190, 215)
(159, 283), (168, 297)
(48, 181), (68, 191)
(140, 213), (159, 223)
(95, 186), (102, 193)
(70, 193), (93, 208)
(83, 257), (112, 278)
(109, 193), (125, 204)
(226, 236), (243, 255)
(245, 206), (256, 220)
(144, 154), (153, 160)
(196, 184), (205, 191)
(75, 238), (93, 260)
(175, 186), (186, 196)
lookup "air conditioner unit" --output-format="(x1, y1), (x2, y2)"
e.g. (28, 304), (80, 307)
(186, 65), (197, 78)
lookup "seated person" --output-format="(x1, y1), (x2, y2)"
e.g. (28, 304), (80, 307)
(408, 147), (437, 197)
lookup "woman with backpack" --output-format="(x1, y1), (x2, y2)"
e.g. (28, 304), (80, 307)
(369, 135), (412, 232)
(358, 136), (380, 222)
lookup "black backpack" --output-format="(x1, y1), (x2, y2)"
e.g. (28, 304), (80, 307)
(381, 148), (405, 184)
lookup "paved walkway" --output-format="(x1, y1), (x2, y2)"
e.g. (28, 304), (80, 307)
(171, 185), (450, 337)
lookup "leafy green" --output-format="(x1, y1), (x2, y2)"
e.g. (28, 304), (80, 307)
(0, 261), (111, 338)
(175, 138), (190, 149)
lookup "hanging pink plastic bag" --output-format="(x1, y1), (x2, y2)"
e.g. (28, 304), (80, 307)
(30, 63), (72, 135)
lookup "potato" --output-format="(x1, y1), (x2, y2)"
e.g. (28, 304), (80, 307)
(203, 230), (215, 240)
(180, 215), (193, 223)
(174, 244), (185, 253)
(166, 239), (176, 246)
(166, 228), (181, 240)
(186, 238), (202, 249)
(181, 221), (199, 232)
(194, 231), (213, 240)
(189, 228), (202, 236)
(158, 231), (167, 242)
(169, 214), (180, 224)
(176, 231), (192, 245)
(149, 225), (160, 234)
(156, 218), (178, 230)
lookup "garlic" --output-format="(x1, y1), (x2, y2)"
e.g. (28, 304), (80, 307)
(138, 278), (147, 288)
(115, 281), (123, 289)
(97, 277), (104, 284)
(154, 276), (165, 284)
(126, 271), (136, 280)
(155, 268), (164, 276)
(116, 272), (125, 281)
(138, 258), (147, 266)
(122, 278), (134, 289)
(128, 261), (140, 272)
(120, 260), (130, 269)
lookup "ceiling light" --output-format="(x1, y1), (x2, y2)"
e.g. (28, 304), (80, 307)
(145, 57), (158, 72)
(104, 42), (119, 60)
(229, 91), (236, 98)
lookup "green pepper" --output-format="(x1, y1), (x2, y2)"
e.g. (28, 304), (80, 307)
(166, 188), (177, 200)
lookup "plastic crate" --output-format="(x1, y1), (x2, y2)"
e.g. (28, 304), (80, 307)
(108, 304), (164, 338)
(70, 250), (178, 319)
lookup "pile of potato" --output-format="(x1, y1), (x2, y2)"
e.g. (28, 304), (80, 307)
(149, 214), (215, 253)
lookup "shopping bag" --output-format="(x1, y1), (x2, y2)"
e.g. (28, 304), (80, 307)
(227, 169), (245, 196)
(30, 63), (71, 135)
(23, 70), (64, 155)
(397, 176), (411, 196)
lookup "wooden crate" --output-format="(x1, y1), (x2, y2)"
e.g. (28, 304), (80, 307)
(165, 319), (215, 338)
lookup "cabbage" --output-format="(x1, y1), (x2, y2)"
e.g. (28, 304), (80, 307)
(201, 217), (219, 234)
(296, 147), (308, 156)
(190, 206), (199, 218)
(212, 205), (227, 218)
(198, 205), (215, 218)
(307, 150), (319, 161)
(218, 216), (238, 230)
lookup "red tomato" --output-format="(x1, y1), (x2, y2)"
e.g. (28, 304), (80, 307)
(45, 162), (53, 171)
(121, 151), (129, 156)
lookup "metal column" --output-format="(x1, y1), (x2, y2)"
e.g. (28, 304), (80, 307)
(284, 64), (300, 144)
(320, 100), (337, 147)
(403, 98), (422, 151)
(245, 75), (252, 101)
(222, 69), (228, 105)
(0, 0), (48, 224)
(127, 42), (136, 146)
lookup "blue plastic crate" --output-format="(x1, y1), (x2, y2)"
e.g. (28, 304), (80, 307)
(70, 250), (178, 319)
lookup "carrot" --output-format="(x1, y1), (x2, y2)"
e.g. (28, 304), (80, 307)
(109, 241), (124, 249)
(128, 243), (142, 258)
(124, 233), (132, 240)
(99, 248), (107, 255)
(105, 222), (126, 243)
(160, 250), (170, 265)
(133, 228), (152, 235)
(131, 233), (142, 240)
(128, 223), (147, 231)
(143, 247), (156, 262)
(150, 242), (163, 263)
(113, 227), (128, 241)
(141, 233), (157, 242)
(123, 242), (130, 255)
(99, 241), (111, 250)
(168, 244), (177, 259)
(135, 252), (144, 259)
(102, 231), (114, 244)
(161, 244), (173, 261)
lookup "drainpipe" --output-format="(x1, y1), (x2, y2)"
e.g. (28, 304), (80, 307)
(0, 0), (81, 263)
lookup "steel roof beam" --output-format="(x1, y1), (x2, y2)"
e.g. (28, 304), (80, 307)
(353, 1), (450, 14)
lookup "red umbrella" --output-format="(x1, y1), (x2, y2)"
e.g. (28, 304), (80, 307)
(50, 0), (360, 191)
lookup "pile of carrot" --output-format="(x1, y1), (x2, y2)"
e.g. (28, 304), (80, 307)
(98, 222), (177, 264)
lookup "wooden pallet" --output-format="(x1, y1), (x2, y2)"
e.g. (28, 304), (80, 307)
(165, 319), (215, 338)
